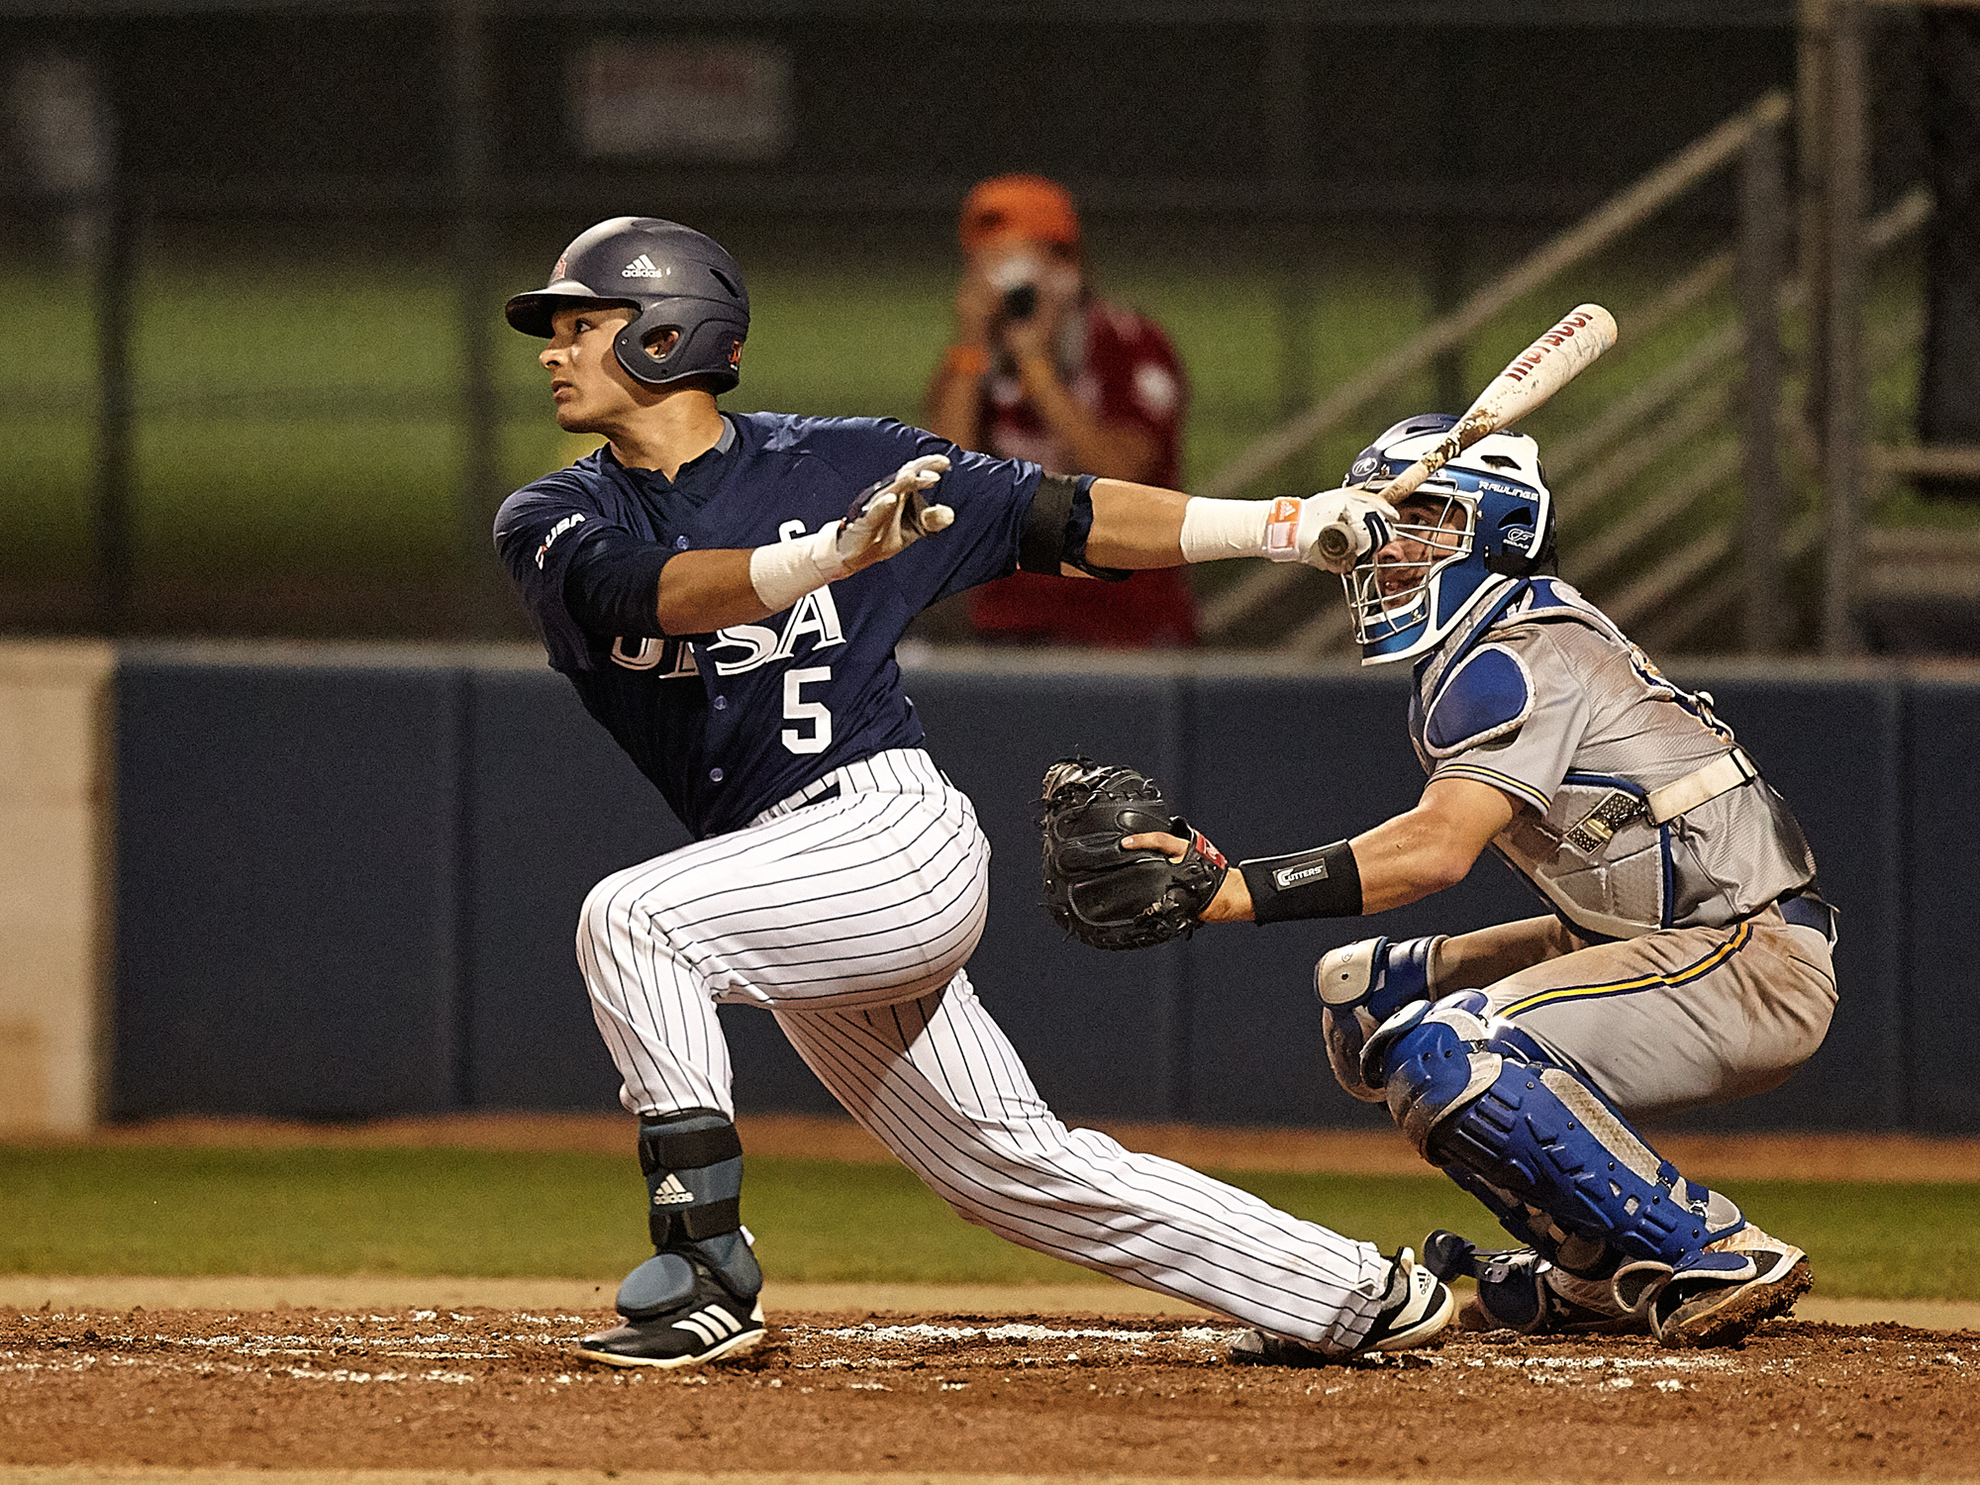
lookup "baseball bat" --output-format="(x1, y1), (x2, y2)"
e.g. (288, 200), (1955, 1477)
(1313, 302), (1618, 567)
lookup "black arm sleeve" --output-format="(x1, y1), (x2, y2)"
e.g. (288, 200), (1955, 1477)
(1016, 472), (1130, 582)
(560, 526), (677, 638)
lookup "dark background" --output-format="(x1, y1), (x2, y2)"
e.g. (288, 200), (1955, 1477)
(3, 3), (1877, 244)
(109, 647), (1968, 1136)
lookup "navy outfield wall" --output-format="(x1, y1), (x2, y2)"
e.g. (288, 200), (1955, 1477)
(110, 644), (1976, 1134)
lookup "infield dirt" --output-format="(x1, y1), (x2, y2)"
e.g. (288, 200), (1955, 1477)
(4, 1303), (1979, 1481)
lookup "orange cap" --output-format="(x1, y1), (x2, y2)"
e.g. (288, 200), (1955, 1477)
(959, 174), (1081, 255)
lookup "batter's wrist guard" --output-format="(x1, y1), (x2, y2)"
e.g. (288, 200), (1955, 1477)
(1240, 840), (1363, 923)
(748, 527), (842, 611)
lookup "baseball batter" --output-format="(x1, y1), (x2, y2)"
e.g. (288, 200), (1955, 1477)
(1116, 413), (1837, 1350)
(492, 216), (1450, 1369)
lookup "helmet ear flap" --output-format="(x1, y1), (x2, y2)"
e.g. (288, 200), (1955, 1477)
(1480, 471), (1555, 578)
(613, 302), (747, 391)
(1485, 510), (1545, 578)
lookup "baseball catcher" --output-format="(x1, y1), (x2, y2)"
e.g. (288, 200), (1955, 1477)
(1047, 413), (1835, 1357)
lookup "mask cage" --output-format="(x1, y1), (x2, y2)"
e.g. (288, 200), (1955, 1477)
(1344, 488), (1476, 650)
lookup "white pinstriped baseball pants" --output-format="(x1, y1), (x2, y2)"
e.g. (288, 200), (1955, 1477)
(577, 747), (1393, 1351)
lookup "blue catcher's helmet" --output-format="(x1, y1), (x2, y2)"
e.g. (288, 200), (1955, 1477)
(1342, 413), (1554, 665)
(504, 217), (750, 391)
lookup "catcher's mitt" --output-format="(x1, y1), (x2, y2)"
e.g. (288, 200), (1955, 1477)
(1038, 756), (1229, 951)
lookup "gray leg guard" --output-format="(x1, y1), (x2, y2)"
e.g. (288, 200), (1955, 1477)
(1375, 993), (1743, 1270)
(615, 1110), (762, 1320)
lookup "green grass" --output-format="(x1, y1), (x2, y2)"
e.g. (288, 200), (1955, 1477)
(3, 1146), (1974, 1301)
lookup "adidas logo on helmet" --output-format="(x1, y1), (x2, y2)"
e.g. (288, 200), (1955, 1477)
(622, 254), (667, 278)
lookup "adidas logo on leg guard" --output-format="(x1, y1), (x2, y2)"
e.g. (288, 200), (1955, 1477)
(577, 1111), (768, 1370)
(1228, 1247), (1455, 1366)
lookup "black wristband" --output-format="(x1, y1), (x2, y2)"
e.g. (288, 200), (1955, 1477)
(1239, 840), (1363, 923)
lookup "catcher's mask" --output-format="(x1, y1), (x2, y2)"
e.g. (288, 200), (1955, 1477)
(504, 216), (750, 392)
(1340, 414), (1553, 666)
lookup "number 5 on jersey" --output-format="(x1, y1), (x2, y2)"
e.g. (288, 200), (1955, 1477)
(783, 667), (833, 754)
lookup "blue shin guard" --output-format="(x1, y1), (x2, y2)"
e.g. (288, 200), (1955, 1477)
(1374, 994), (1743, 1272)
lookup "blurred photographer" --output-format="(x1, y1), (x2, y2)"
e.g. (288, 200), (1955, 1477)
(924, 174), (1197, 647)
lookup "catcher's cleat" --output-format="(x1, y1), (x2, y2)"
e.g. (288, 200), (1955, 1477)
(574, 1261), (766, 1370)
(1422, 1230), (1649, 1337)
(1629, 1225), (1812, 1349)
(1228, 1247), (1455, 1366)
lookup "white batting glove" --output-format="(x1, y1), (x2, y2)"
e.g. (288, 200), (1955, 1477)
(835, 454), (955, 571)
(747, 454), (955, 612)
(1262, 491), (1397, 573)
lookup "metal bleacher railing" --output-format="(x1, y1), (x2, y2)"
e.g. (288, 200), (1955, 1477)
(1194, 65), (1944, 659)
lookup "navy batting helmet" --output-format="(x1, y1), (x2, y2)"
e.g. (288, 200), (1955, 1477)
(504, 217), (749, 392)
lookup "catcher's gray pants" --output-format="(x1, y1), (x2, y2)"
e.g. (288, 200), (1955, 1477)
(1478, 907), (1838, 1122)
(577, 747), (1395, 1353)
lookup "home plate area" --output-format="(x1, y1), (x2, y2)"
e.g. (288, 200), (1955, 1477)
(4, 1306), (1978, 1479)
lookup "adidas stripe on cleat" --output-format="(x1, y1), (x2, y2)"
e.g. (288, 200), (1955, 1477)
(575, 1299), (764, 1370)
(1357, 1245), (1457, 1352)
(575, 1261), (767, 1370)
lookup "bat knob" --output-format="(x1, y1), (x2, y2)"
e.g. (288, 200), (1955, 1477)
(1314, 522), (1360, 573)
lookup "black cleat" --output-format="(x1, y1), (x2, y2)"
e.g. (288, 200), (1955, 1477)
(574, 1261), (766, 1370)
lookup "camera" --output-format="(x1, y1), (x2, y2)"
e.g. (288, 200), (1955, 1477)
(987, 253), (1043, 322)
(1002, 282), (1038, 321)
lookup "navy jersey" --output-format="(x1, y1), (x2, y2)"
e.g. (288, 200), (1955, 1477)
(494, 413), (1041, 838)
